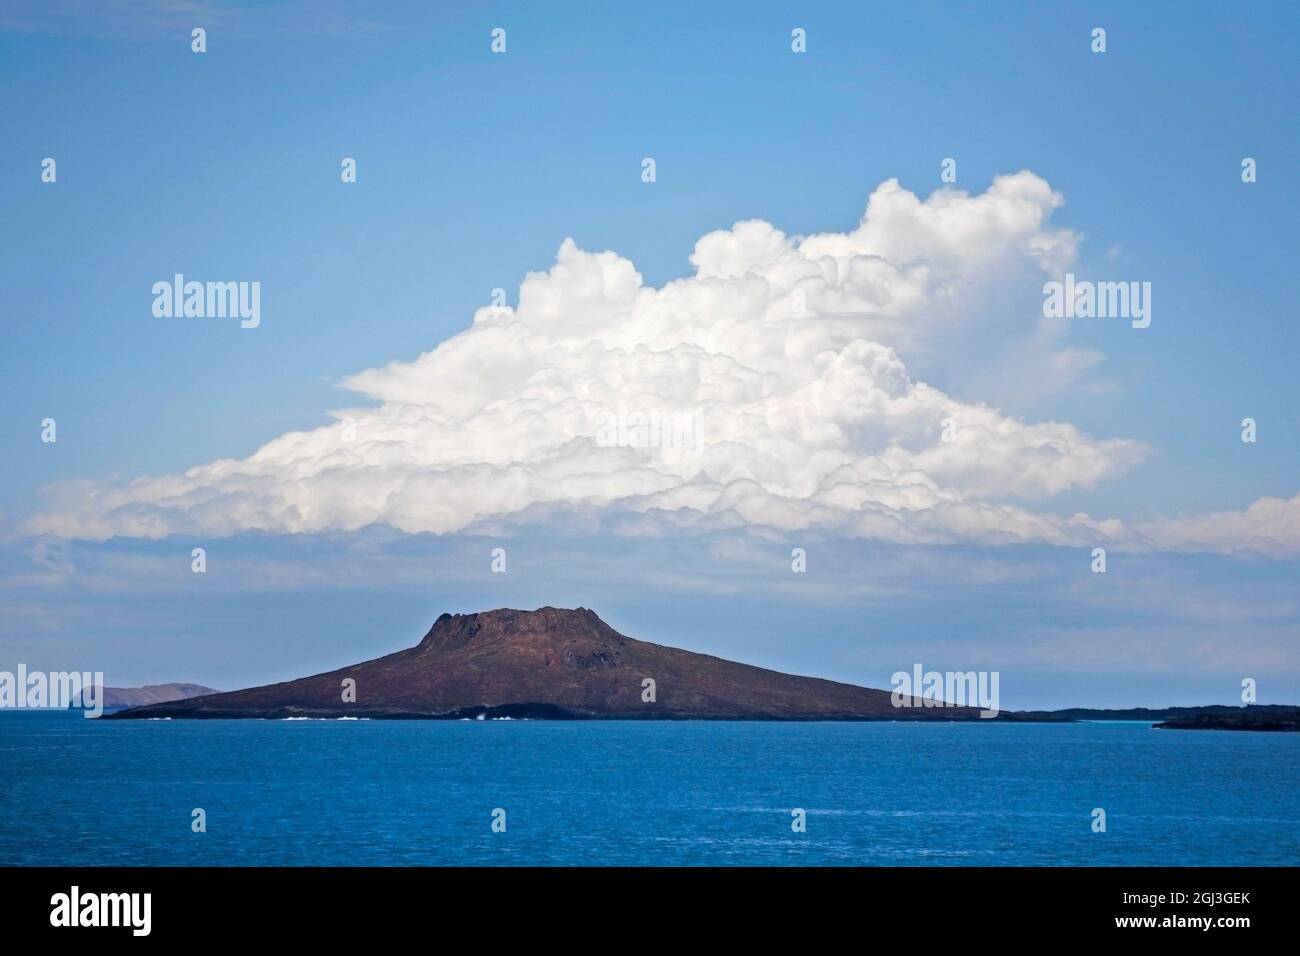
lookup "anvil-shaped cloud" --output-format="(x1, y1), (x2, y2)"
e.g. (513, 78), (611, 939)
(24, 172), (1300, 554)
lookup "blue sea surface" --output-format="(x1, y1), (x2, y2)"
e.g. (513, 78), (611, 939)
(2, 711), (1297, 866)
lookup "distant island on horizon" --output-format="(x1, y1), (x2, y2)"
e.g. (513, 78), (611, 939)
(72, 682), (218, 709)
(100, 607), (1298, 730)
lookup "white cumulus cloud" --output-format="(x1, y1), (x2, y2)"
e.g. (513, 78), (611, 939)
(26, 171), (1290, 555)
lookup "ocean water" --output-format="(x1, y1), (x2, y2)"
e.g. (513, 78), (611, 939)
(2, 711), (1297, 866)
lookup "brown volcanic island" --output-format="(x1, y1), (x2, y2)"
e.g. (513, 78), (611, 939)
(106, 606), (986, 721)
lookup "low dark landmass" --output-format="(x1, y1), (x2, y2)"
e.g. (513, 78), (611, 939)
(1022, 704), (1300, 725)
(107, 607), (1026, 722)
(1153, 708), (1300, 732)
(73, 682), (219, 709)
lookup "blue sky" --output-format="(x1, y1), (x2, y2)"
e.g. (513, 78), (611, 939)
(1, 1), (1297, 708)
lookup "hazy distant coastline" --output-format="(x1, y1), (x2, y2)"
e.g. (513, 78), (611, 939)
(73, 683), (218, 710)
